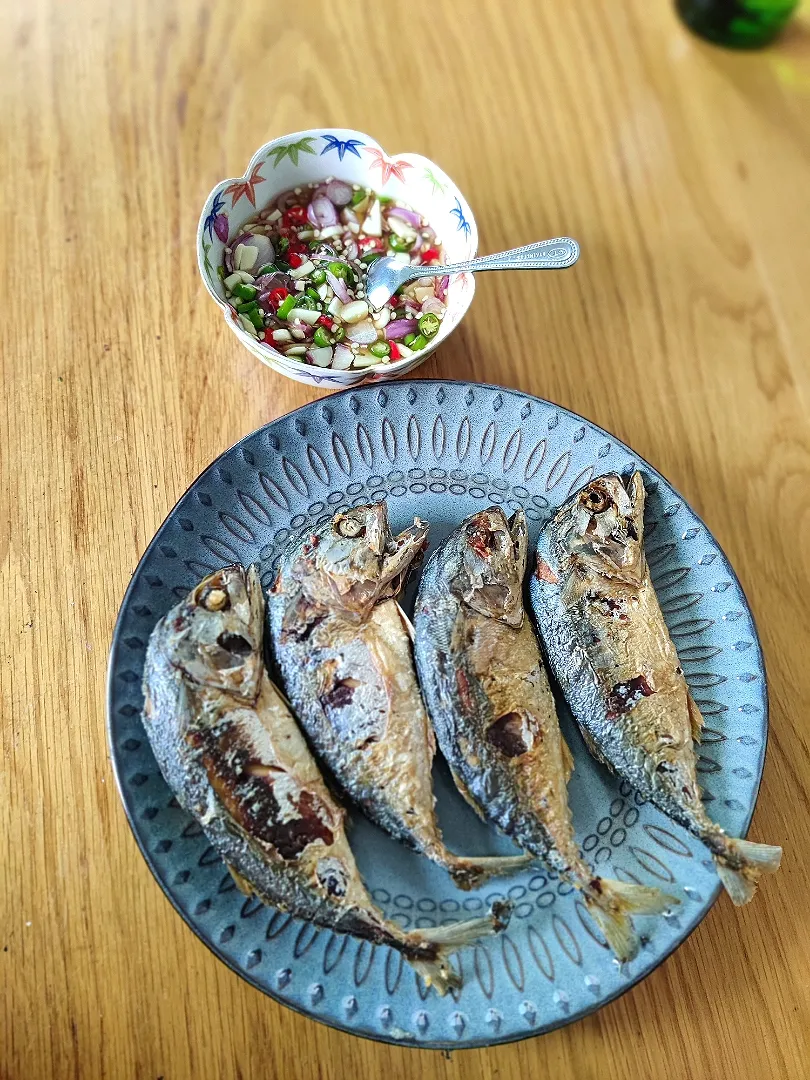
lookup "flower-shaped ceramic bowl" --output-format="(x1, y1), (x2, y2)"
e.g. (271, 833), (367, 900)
(197, 129), (478, 388)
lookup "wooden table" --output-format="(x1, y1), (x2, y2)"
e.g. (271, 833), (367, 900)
(3, 0), (809, 1076)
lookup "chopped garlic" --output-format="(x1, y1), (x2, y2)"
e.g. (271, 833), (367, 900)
(271, 329), (292, 343)
(308, 346), (333, 367)
(331, 346), (354, 369)
(289, 259), (315, 279)
(387, 215), (417, 240)
(235, 243), (259, 271)
(362, 199), (382, 237)
(352, 353), (379, 368)
(288, 307), (321, 325)
(413, 287), (435, 303)
(340, 300), (369, 324)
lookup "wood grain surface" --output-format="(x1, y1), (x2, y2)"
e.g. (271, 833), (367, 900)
(2, 0), (809, 1077)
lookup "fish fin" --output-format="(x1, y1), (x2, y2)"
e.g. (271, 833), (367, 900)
(408, 901), (513, 994)
(448, 765), (489, 823)
(246, 564), (265, 638)
(627, 471), (646, 525)
(560, 734), (575, 782)
(561, 569), (586, 608)
(225, 861), (256, 897)
(280, 588), (325, 641)
(408, 958), (461, 996)
(579, 725), (609, 769)
(395, 602), (415, 643)
(687, 690), (704, 744)
(713, 837), (782, 906)
(585, 879), (678, 962)
(627, 471), (648, 577)
(508, 510), (528, 579)
(445, 852), (534, 891)
(266, 677), (295, 714)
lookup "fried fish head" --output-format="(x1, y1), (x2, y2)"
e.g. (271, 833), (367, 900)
(451, 507), (528, 629)
(554, 472), (646, 586)
(290, 503), (429, 623)
(163, 564), (264, 702)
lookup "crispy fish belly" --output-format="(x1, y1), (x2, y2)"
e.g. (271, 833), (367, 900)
(415, 508), (675, 960)
(267, 504), (530, 890)
(531, 473), (781, 905)
(142, 565), (512, 992)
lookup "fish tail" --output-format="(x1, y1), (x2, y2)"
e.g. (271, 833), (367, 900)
(405, 901), (513, 994)
(584, 878), (678, 962)
(713, 837), (782, 906)
(407, 957), (461, 996)
(445, 852), (534, 891)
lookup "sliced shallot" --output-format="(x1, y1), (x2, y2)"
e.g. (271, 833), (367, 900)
(385, 318), (418, 340)
(326, 179), (353, 206)
(387, 206), (422, 228)
(421, 297), (446, 317)
(307, 196), (339, 228)
(325, 270), (350, 303)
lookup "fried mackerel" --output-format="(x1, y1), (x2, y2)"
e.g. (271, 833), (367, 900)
(142, 565), (511, 992)
(530, 473), (781, 905)
(414, 508), (676, 961)
(267, 503), (531, 890)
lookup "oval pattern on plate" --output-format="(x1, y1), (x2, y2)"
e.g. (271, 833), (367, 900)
(502, 429), (522, 472)
(108, 381), (769, 1050)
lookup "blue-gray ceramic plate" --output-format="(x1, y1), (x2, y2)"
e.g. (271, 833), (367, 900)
(108, 381), (768, 1049)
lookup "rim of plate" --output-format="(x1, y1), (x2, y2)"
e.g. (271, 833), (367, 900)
(107, 380), (769, 1050)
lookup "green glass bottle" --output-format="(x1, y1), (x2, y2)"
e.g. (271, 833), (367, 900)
(676, 0), (799, 48)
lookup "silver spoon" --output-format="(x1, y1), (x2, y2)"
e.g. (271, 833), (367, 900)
(365, 237), (580, 310)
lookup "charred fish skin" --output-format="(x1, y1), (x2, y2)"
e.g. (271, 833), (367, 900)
(531, 473), (781, 905)
(142, 565), (512, 992)
(415, 508), (676, 962)
(267, 504), (531, 890)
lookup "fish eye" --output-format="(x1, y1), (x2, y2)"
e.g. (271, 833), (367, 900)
(216, 632), (252, 657)
(335, 515), (365, 539)
(582, 487), (610, 514)
(199, 585), (230, 611)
